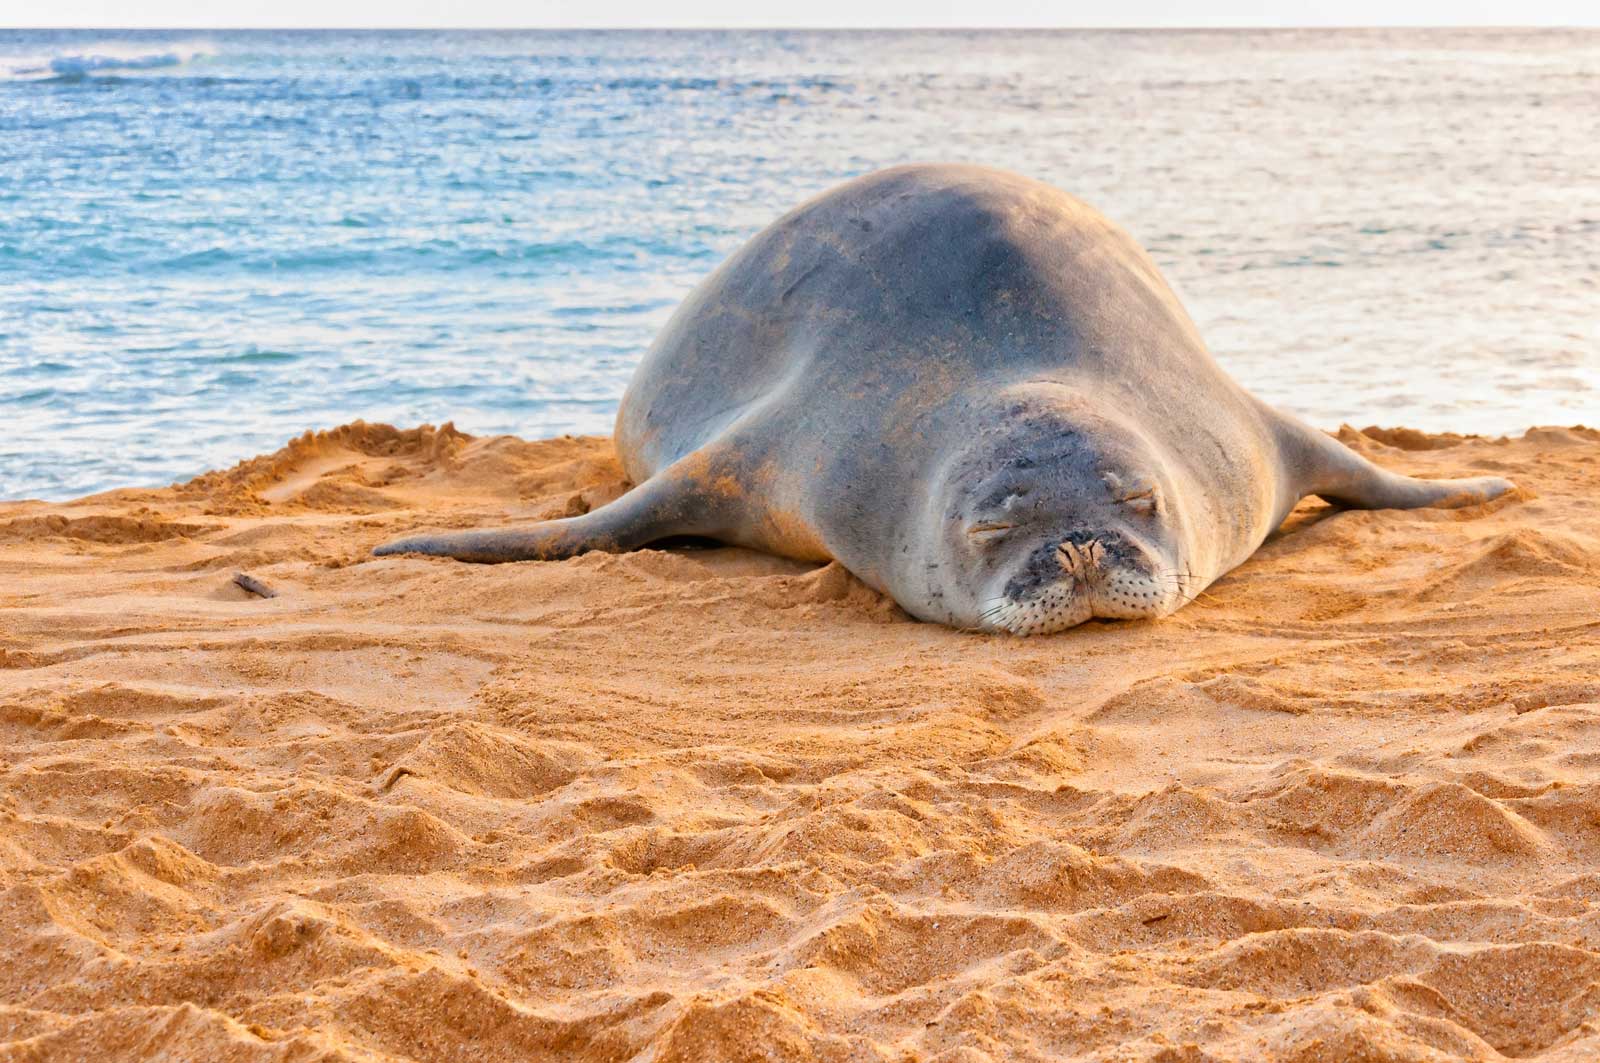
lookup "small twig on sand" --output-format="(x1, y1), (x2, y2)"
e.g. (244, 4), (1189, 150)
(233, 573), (279, 599)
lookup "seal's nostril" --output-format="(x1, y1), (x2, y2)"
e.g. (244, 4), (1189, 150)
(1057, 537), (1107, 576)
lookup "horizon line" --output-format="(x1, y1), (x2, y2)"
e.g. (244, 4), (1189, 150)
(5, 22), (1597, 30)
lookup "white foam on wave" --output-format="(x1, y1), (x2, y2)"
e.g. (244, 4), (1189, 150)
(0, 40), (216, 81)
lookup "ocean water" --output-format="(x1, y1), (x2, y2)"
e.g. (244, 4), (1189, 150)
(1, 29), (1596, 501)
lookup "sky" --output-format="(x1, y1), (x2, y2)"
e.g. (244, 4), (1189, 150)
(8, 0), (1600, 28)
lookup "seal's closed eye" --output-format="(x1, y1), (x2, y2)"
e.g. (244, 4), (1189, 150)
(1103, 472), (1161, 515)
(967, 521), (1014, 543)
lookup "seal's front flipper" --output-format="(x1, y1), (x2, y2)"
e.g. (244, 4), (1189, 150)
(372, 459), (723, 563)
(1279, 418), (1515, 512)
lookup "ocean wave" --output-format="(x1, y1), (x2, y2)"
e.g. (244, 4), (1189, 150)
(0, 41), (214, 81)
(0, 234), (708, 280)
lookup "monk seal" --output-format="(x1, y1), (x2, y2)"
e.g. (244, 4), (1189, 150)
(375, 164), (1513, 634)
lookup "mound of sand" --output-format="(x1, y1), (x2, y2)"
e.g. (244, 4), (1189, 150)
(2, 422), (1598, 1062)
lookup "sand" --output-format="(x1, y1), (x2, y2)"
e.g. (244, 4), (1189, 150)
(2, 421), (1598, 1062)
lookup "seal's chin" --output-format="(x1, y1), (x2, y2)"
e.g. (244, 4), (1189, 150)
(977, 584), (1093, 636)
(977, 566), (1183, 636)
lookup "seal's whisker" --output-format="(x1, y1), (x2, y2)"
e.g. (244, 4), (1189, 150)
(1151, 581), (1217, 606)
(977, 602), (1012, 626)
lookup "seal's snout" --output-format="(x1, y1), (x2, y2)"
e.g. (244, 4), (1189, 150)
(1005, 529), (1134, 605)
(1055, 528), (1144, 583)
(980, 526), (1179, 635)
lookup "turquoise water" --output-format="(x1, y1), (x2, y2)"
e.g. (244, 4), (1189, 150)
(2, 29), (1596, 500)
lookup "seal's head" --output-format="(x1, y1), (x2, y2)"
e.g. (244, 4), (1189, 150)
(918, 388), (1194, 635)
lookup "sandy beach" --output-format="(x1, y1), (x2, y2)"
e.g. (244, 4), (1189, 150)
(2, 420), (1598, 1061)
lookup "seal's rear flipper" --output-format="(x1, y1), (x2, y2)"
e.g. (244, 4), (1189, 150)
(372, 459), (723, 563)
(1277, 418), (1515, 511)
